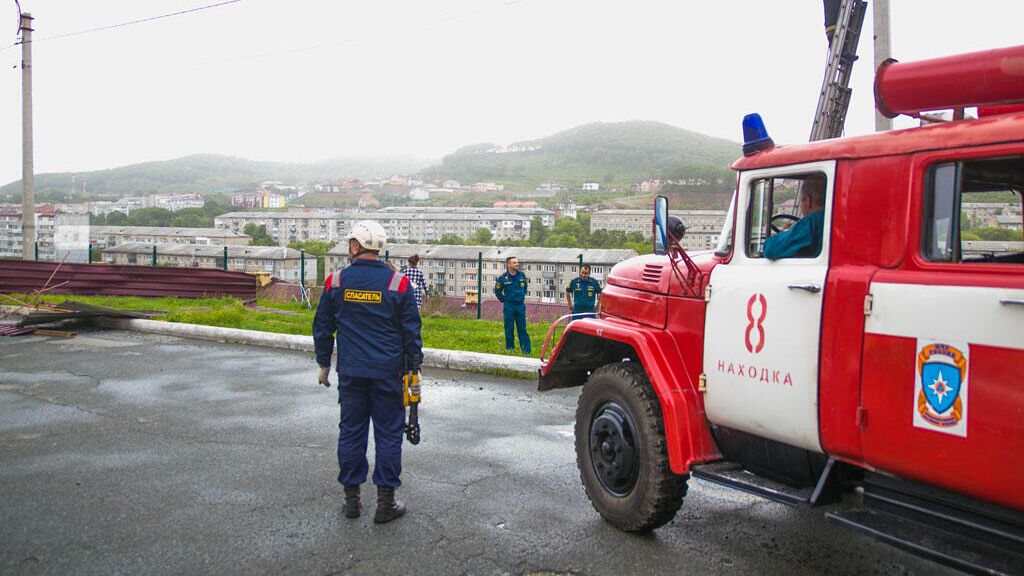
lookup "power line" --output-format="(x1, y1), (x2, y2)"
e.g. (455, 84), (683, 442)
(18, 0), (247, 45)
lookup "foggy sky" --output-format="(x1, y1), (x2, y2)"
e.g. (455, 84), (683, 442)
(2, 0), (1022, 185)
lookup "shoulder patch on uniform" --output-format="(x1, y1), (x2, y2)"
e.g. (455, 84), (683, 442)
(387, 271), (407, 292)
(326, 270), (343, 291)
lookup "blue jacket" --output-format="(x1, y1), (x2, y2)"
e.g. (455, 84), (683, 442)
(567, 277), (602, 310)
(494, 270), (529, 305)
(313, 259), (423, 379)
(763, 210), (825, 260)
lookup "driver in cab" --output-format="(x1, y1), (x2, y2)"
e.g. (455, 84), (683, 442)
(763, 174), (826, 260)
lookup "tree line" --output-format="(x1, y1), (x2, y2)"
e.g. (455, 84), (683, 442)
(90, 199), (233, 228)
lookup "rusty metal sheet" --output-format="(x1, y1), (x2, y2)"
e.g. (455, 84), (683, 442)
(0, 260), (257, 300)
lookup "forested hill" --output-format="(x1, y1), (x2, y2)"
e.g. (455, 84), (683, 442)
(424, 121), (742, 191)
(0, 154), (431, 201)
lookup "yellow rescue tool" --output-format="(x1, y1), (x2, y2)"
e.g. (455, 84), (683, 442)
(403, 370), (421, 445)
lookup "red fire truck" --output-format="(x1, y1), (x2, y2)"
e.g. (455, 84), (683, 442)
(539, 45), (1024, 574)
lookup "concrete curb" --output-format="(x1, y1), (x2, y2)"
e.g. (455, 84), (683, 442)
(97, 318), (541, 378)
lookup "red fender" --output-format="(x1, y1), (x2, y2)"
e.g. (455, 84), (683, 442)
(542, 317), (720, 474)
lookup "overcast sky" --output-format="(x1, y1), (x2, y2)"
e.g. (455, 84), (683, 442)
(2, 0), (1022, 186)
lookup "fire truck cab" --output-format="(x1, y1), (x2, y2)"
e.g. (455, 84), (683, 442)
(539, 46), (1024, 573)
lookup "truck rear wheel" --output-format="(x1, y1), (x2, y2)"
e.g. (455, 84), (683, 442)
(575, 361), (687, 531)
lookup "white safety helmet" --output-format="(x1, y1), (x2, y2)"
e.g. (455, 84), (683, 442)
(347, 220), (387, 252)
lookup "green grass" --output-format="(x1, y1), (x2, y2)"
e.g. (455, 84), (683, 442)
(17, 294), (565, 359)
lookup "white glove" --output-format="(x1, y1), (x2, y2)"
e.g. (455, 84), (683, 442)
(318, 365), (331, 388)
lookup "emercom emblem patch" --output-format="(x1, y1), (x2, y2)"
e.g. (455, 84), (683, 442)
(344, 289), (382, 304)
(913, 339), (968, 437)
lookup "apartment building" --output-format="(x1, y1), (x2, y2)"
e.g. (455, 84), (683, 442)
(231, 190), (288, 209)
(151, 193), (205, 212)
(962, 202), (1021, 225)
(590, 208), (727, 250)
(0, 205), (89, 262)
(325, 243), (636, 304)
(215, 207), (553, 246)
(91, 226), (250, 248)
(88, 197), (146, 217)
(360, 211), (532, 243)
(377, 206), (556, 227)
(102, 243), (303, 281)
(214, 211), (342, 246)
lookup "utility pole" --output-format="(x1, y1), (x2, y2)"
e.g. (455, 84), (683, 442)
(873, 0), (893, 132)
(20, 12), (35, 260)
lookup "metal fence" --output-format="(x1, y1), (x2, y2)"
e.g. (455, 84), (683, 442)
(261, 280), (571, 324)
(420, 295), (570, 324)
(0, 254), (573, 324)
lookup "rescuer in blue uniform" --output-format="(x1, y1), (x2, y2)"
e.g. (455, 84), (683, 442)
(493, 256), (531, 355)
(565, 264), (602, 319)
(763, 174), (826, 260)
(313, 220), (423, 524)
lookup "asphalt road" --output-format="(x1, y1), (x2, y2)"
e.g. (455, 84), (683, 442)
(0, 328), (957, 575)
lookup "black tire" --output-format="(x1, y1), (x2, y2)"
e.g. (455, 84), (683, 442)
(575, 361), (688, 532)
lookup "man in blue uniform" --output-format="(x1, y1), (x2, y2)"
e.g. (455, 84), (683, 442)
(493, 256), (531, 355)
(565, 264), (602, 319)
(763, 174), (827, 260)
(313, 220), (423, 524)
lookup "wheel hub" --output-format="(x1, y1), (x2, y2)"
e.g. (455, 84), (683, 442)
(589, 401), (639, 496)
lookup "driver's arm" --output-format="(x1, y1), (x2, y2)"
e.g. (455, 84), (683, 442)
(763, 216), (814, 260)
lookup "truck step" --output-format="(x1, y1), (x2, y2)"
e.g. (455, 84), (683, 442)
(862, 472), (1024, 553)
(826, 508), (1024, 575)
(690, 461), (813, 506)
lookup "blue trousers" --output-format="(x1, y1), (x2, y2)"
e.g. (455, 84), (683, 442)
(337, 374), (404, 488)
(503, 302), (531, 354)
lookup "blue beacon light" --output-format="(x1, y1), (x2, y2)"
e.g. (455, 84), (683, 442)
(742, 113), (775, 156)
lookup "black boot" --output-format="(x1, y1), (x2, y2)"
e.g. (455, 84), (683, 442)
(343, 484), (361, 519)
(373, 486), (406, 524)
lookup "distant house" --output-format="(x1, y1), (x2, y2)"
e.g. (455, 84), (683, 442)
(443, 180), (461, 189)
(537, 182), (566, 193)
(358, 191), (381, 209)
(409, 188), (430, 201)
(582, 182), (600, 191)
(472, 182), (504, 192)
(634, 179), (663, 193)
(556, 199), (578, 219)
(231, 190), (287, 209)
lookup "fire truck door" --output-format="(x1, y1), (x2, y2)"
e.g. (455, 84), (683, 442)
(703, 162), (835, 453)
(859, 154), (1024, 510)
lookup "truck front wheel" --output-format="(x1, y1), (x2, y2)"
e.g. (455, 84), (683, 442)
(575, 361), (687, 532)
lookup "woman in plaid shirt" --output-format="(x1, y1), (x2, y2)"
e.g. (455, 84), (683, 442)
(400, 254), (429, 309)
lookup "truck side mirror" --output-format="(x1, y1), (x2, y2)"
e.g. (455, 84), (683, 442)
(654, 195), (669, 255)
